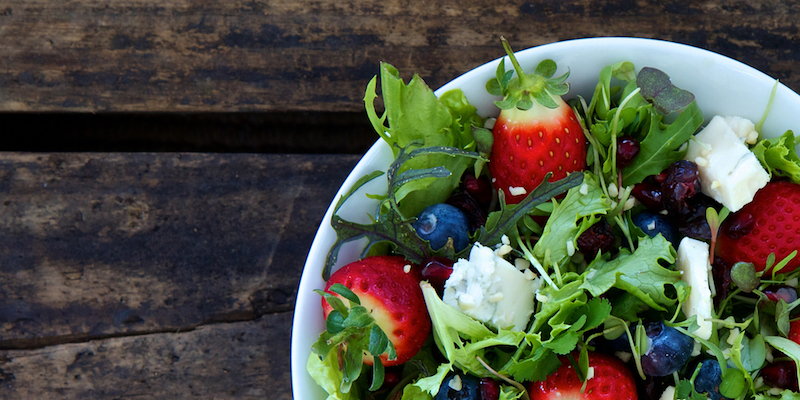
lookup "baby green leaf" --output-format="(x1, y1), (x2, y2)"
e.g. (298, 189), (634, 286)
(731, 262), (759, 293)
(637, 67), (695, 114)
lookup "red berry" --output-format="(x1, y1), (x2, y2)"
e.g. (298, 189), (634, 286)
(479, 378), (501, 400)
(488, 39), (586, 204)
(616, 136), (640, 168)
(529, 352), (637, 400)
(420, 257), (455, 290)
(760, 361), (799, 391)
(323, 256), (430, 366)
(717, 181), (800, 273)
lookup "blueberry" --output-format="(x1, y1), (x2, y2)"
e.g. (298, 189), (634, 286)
(694, 359), (725, 400)
(632, 211), (680, 248)
(640, 321), (694, 377)
(435, 372), (479, 400)
(413, 204), (470, 252)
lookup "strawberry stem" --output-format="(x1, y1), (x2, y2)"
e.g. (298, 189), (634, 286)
(500, 36), (534, 88)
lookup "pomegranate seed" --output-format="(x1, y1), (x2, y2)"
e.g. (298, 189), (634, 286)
(616, 136), (640, 168)
(760, 361), (799, 391)
(463, 173), (494, 207)
(479, 378), (501, 400)
(763, 286), (799, 304)
(632, 182), (663, 211)
(420, 257), (455, 290)
(382, 366), (403, 389)
(723, 212), (755, 239)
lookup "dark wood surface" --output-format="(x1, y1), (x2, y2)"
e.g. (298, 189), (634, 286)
(1, 0), (799, 398)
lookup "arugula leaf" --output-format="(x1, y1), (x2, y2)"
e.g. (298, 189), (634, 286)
(580, 235), (680, 311)
(472, 172), (584, 252)
(621, 100), (704, 186)
(533, 172), (611, 269)
(752, 129), (800, 183)
(364, 62), (481, 218)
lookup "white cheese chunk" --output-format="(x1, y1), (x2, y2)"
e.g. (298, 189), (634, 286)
(675, 237), (714, 340)
(685, 115), (769, 212)
(443, 243), (535, 331)
(659, 386), (676, 400)
(723, 115), (757, 141)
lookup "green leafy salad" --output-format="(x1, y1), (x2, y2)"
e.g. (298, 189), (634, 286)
(307, 53), (800, 400)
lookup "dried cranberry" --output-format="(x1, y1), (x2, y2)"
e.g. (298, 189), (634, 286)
(711, 257), (732, 308)
(420, 257), (455, 290)
(653, 171), (669, 184)
(723, 211), (755, 239)
(617, 136), (640, 168)
(675, 195), (717, 241)
(763, 285), (799, 304)
(632, 181), (664, 211)
(761, 361), (799, 391)
(446, 191), (487, 231)
(661, 160), (701, 216)
(463, 173), (494, 208)
(479, 378), (501, 400)
(576, 219), (616, 258)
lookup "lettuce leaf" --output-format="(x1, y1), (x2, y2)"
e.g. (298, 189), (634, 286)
(580, 235), (680, 311)
(307, 349), (362, 400)
(365, 62), (480, 218)
(420, 282), (526, 376)
(533, 171), (612, 269)
(752, 129), (800, 183)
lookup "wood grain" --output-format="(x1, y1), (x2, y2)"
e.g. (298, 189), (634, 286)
(0, 152), (359, 348)
(0, 0), (798, 112)
(0, 313), (292, 399)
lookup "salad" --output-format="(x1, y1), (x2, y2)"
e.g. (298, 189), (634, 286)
(305, 39), (800, 400)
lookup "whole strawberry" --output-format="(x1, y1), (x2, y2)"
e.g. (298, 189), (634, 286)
(321, 255), (430, 366)
(529, 352), (637, 400)
(487, 38), (586, 204)
(717, 181), (800, 273)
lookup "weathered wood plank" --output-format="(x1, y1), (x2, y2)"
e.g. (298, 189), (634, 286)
(0, 0), (798, 112)
(0, 313), (292, 399)
(0, 152), (359, 348)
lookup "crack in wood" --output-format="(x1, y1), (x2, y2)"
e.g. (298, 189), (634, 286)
(0, 310), (290, 351)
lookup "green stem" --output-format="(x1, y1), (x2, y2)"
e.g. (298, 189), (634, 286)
(500, 37), (533, 88)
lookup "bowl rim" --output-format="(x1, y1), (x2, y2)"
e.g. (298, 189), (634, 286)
(290, 36), (798, 399)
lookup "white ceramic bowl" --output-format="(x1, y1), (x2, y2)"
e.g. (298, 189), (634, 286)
(291, 37), (800, 399)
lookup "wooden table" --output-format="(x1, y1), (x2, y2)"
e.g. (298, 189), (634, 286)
(0, 1), (798, 398)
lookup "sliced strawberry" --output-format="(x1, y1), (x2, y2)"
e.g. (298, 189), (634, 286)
(322, 255), (430, 366)
(717, 181), (800, 273)
(487, 38), (586, 204)
(529, 352), (637, 400)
